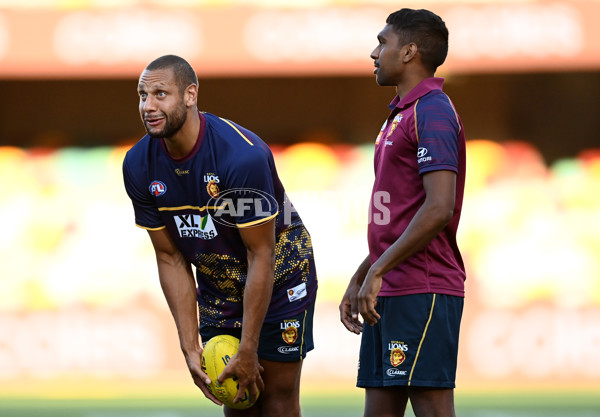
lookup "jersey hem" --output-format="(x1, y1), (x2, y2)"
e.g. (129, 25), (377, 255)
(378, 288), (465, 298)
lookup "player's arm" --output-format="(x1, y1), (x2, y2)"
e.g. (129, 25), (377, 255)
(358, 170), (457, 325)
(218, 218), (275, 405)
(340, 255), (371, 334)
(147, 228), (222, 405)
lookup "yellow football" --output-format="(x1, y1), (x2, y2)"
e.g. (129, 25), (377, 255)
(201, 334), (259, 409)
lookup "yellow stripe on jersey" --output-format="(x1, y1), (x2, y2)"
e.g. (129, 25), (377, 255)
(135, 224), (166, 231)
(413, 98), (420, 143)
(219, 117), (254, 146)
(408, 293), (437, 386)
(158, 205), (224, 212)
(237, 212), (278, 228)
(444, 95), (462, 135)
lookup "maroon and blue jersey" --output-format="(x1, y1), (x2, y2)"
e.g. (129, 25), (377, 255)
(123, 112), (317, 328)
(368, 77), (466, 297)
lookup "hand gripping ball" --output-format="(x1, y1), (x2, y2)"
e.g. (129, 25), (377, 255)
(201, 335), (259, 409)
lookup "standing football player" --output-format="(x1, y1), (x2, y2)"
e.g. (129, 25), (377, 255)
(340, 8), (467, 417)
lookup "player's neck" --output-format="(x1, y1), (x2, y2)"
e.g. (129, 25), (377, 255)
(164, 110), (201, 159)
(395, 69), (434, 100)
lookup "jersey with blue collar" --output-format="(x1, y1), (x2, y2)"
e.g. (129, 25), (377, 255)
(123, 112), (317, 328)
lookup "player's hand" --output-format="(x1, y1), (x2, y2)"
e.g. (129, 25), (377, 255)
(185, 349), (223, 406)
(218, 348), (264, 406)
(357, 268), (382, 326)
(340, 282), (363, 334)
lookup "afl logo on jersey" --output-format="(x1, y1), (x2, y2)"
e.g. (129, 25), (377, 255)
(149, 180), (167, 197)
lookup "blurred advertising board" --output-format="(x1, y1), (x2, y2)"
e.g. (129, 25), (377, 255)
(0, 1), (599, 78)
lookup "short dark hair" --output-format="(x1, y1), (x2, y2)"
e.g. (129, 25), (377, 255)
(386, 8), (449, 73)
(145, 55), (199, 92)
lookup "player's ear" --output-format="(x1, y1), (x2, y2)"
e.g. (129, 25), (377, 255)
(184, 83), (198, 107)
(403, 43), (418, 63)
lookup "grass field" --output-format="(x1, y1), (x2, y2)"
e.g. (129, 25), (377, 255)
(1, 392), (599, 417)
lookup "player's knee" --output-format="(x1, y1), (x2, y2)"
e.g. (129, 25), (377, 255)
(261, 399), (300, 417)
(260, 383), (300, 417)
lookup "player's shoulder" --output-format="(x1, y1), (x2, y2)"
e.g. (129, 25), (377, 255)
(204, 112), (270, 160)
(418, 88), (453, 108)
(204, 112), (264, 145)
(415, 89), (459, 123)
(124, 135), (153, 165)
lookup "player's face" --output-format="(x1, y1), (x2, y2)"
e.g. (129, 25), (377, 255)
(370, 24), (407, 87)
(137, 68), (187, 139)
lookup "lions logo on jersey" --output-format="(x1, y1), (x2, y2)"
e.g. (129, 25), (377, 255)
(207, 180), (220, 198)
(386, 114), (403, 138)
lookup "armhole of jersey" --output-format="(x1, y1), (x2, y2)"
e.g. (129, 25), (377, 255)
(218, 117), (254, 146)
(136, 224), (166, 231)
(236, 212), (279, 228)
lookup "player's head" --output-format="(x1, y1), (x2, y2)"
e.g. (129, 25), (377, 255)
(138, 55), (198, 139)
(386, 8), (448, 73)
(371, 8), (448, 86)
(145, 55), (199, 94)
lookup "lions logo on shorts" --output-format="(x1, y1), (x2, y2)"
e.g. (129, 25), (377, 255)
(390, 348), (406, 367)
(281, 321), (299, 345)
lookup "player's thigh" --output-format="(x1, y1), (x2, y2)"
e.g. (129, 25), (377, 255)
(364, 386), (409, 417)
(224, 404), (261, 417)
(223, 361), (303, 417)
(408, 387), (456, 417)
(259, 358), (303, 417)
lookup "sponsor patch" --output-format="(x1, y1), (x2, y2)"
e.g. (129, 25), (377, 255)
(287, 283), (307, 302)
(175, 214), (217, 240)
(277, 345), (300, 354)
(386, 368), (407, 377)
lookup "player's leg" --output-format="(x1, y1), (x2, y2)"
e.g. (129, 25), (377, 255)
(252, 301), (315, 417)
(221, 358), (303, 417)
(257, 358), (303, 417)
(408, 387), (456, 417)
(223, 402), (261, 417)
(404, 294), (463, 417)
(364, 386), (409, 417)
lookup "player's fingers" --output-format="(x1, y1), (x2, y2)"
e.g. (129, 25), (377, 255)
(248, 381), (260, 404)
(232, 381), (249, 404)
(194, 377), (223, 405)
(365, 299), (380, 325)
(359, 297), (376, 326)
(217, 367), (232, 384)
(196, 368), (212, 385)
(341, 310), (362, 334)
(256, 366), (265, 392)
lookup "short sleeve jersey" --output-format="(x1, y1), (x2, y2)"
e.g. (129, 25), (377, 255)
(368, 78), (466, 297)
(123, 112), (317, 327)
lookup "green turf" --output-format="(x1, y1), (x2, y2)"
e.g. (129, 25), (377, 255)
(0, 392), (598, 417)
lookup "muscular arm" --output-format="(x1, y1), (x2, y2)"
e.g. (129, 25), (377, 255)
(218, 218), (275, 404)
(358, 170), (457, 325)
(147, 228), (221, 405)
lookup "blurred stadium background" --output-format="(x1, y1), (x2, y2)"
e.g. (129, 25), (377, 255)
(0, 0), (599, 416)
